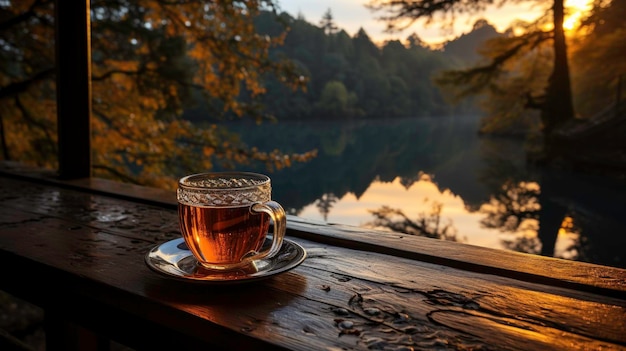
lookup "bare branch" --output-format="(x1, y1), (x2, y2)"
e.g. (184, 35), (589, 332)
(0, 0), (51, 32)
(0, 68), (54, 100)
(435, 30), (552, 100)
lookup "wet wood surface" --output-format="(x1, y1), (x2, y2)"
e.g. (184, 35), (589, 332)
(1, 171), (625, 351)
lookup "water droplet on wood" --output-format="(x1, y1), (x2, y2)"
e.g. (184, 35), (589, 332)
(338, 320), (354, 329)
(393, 313), (410, 324)
(364, 307), (381, 316)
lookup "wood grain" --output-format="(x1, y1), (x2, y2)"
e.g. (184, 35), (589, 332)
(2, 164), (624, 297)
(1, 173), (625, 351)
(287, 216), (626, 298)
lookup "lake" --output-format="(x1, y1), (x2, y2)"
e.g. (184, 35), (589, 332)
(219, 115), (626, 269)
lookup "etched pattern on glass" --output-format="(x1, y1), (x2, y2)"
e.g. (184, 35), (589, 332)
(185, 177), (265, 189)
(178, 174), (271, 207)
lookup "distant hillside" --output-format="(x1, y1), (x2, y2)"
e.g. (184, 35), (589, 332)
(184, 12), (502, 122)
(442, 19), (503, 65)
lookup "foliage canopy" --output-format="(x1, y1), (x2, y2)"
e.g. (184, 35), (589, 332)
(367, 0), (576, 142)
(0, 0), (316, 189)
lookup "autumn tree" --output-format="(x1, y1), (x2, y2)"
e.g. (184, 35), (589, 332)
(367, 0), (576, 153)
(0, 0), (316, 189)
(570, 0), (626, 118)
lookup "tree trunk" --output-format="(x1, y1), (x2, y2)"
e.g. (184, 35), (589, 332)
(0, 114), (9, 160)
(542, 0), (575, 143)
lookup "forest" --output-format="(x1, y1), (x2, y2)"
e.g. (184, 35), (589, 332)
(185, 11), (499, 122)
(0, 0), (624, 188)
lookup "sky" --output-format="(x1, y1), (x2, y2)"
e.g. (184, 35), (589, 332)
(276, 0), (591, 45)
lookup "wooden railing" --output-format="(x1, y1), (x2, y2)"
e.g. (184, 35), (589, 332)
(2, 3), (625, 350)
(54, 0), (92, 179)
(1, 162), (625, 350)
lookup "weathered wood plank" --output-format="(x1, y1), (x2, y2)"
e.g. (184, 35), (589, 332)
(287, 216), (626, 298)
(1, 167), (624, 299)
(298, 246), (626, 346)
(1, 172), (626, 350)
(1, 205), (624, 350)
(54, 0), (92, 179)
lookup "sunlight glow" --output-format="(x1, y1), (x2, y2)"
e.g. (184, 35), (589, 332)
(280, 0), (595, 44)
(554, 216), (580, 260)
(564, 0), (593, 31)
(296, 171), (590, 261)
(298, 176), (503, 249)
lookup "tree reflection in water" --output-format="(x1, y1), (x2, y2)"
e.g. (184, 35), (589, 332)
(220, 118), (626, 268)
(364, 175), (592, 263)
(366, 199), (459, 241)
(479, 180), (543, 254)
(315, 193), (339, 221)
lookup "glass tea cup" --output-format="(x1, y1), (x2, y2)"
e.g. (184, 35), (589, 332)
(176, 172), (286, 271)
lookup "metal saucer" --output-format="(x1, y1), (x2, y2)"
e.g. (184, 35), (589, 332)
(145, 237), (306, 284)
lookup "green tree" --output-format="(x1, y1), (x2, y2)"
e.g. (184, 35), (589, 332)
(0, 0), (316, 189)
(367, 0), (575, 151)
(319, 8), (339, 35)
(257, 11), (456, 120)
(315, 80), (359, 119)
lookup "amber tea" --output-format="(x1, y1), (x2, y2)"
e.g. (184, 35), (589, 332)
(177, 172), (286, 270)
(179, 204), (270, 265)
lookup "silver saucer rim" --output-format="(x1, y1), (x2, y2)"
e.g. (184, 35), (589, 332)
(145, 237), (306, 284)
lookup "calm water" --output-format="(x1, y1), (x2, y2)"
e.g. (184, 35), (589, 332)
(221, 116), (626, 269)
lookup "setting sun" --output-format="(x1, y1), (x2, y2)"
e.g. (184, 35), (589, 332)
(564, 0), (593, 30)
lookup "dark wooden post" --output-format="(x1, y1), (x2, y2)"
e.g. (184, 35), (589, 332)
(54, 0), (92, 179)
(617, 74), (623, 119)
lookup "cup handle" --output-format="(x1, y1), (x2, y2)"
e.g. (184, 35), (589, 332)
(248, 201), (286, 261)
